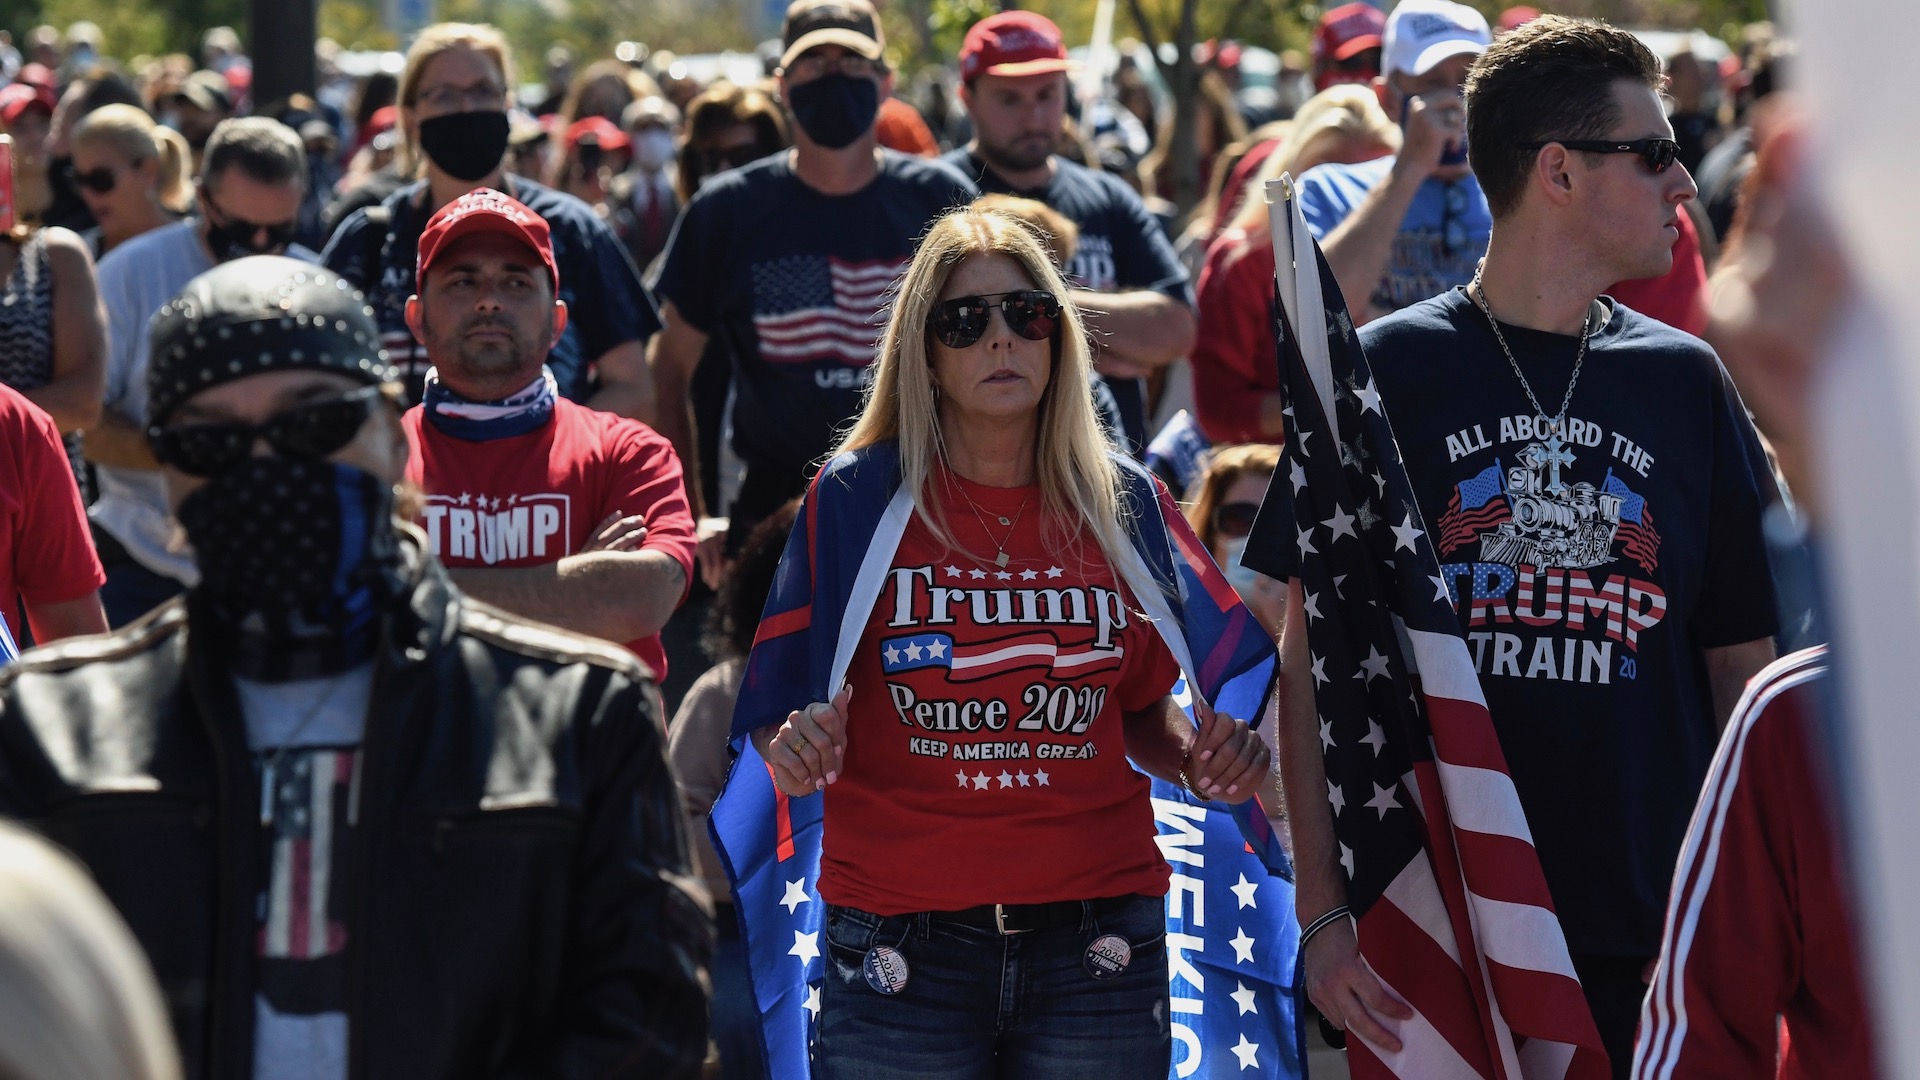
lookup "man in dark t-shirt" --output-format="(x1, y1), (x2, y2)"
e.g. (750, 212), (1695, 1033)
(1249, 20), (1779, 1076)
(650, 0), (975, 575)
(940, 11), (1193, 455)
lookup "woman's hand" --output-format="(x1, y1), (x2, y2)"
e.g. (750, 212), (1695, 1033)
(752, 684), (851, 797)
(1302, 917), (1412, 1052)
(1188, 701), (1271, 803)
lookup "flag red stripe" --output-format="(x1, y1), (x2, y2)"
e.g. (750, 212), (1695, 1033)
(1412, 759), (1514, 1080)
(1452, 828), (1560, 909)
(1484, 957), (1607, 1052)
(289, 838), (313, 961)
(1357, 898), (1498, 1078)
(1423, 696), (1513, 773)
(772, 777), (796, 862)
(754, 605), (811, 645)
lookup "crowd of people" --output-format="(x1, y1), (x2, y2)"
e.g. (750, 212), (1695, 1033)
(0, 2), (1849, 1079)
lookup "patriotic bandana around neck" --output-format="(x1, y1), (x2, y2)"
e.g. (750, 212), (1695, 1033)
(710, 440), (1306, 1078)
(420, 366), (557, 441)
(1266, 181), (1607, 1079)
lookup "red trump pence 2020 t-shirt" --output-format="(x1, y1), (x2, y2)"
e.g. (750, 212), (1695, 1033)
(0, 384), (104, 643)
(402, 398), (696, 679)
(820, 470), (1181, 915)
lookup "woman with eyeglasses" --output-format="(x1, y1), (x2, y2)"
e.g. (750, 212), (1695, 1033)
(735, 207), (1271, 1076)
(68, 105), (192, 259)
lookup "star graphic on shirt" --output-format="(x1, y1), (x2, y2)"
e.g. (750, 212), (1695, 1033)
(506, 494), (519, 506)
(969, 568), (987, 580)
(1230, 873), (1259, 910)
(1231, 1033), (1261, 1071)
(1033, 769), (1051, 786)
(904, 642), (924, 662)
(1327, 781), (1346, 816)
(1323, 506), (1357, 543)
(790, 930), (820, 965)
(924, 640), (947, 659)
(1366, 782), (1402, 819)
(1391, 512), (1426, 553)
(1357, 646), (1392, 683)
(883, 644), (901, 664)
(1230, 980), (1259, 1016)
(1354, 377), (1383, 415)
(1361, 720), (1387, 756)
(956, 771), (970, 788)
(972, 772), (990, 790)
(456, 493), (472, 506)
(781, 879), (811, 914)
(1019, 568), (1039, 581)
(1318, 716), (1334, 751)
(998, 771), (1014, 788)
(995, 570), (1012, 581)
(804, 985), (821, 1018)
(1045, 566), (1064, 579)
(1339, 843), (1356, 878)
(945, 565), (965, 578)
(1016, 770), (1031, 787)
(1289, 457), (1308, 494)
(1310, 653), (1329, 687)
(1302, 590), (1323, 622)
(1229, 927), (1256, 964)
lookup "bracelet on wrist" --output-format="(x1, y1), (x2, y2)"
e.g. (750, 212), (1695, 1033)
(1299, 905), (1352, 951)
(1179, 747), (1208, 800)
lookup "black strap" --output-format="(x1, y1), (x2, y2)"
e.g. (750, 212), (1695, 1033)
(360, 204), (391, 286)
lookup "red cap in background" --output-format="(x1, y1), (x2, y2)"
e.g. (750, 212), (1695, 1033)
(1497, 6), (1543, 31)
(1314, 3), (1387, 65)
(960, 11), (1073, 83)
(564, 115), (631, 156)
(416, 189), (560, 293)
(0, 83), (54, 127)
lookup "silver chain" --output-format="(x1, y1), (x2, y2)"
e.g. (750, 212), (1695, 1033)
(1469, 270), (1596, 437)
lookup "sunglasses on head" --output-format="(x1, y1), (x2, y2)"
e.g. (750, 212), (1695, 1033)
(927, 290), (1062, 350)
(1531, 137), (1680, 174)
(149, 384), (386, 478)
(1212, 500), (1261, 540)
(64, 163), (123, 193)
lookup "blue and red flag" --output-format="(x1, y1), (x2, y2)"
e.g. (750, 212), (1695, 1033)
(1603, 469), (1661, 572)
(709, 439), (1301, 1078)
(1437, 461), (1510, 556)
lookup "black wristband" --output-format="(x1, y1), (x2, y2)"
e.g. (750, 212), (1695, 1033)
(1299, 904), (1352, 951)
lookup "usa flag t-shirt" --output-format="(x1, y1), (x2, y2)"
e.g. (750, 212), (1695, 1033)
(822, 469), (1179, 915)
(654, 151), (974, 525)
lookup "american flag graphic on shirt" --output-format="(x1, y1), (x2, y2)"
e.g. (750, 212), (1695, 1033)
(750, 255), (904, 366)
(259, 749), (356, 960)
(879, 630), (1125, 683)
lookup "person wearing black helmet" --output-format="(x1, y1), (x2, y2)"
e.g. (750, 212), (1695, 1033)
(0, 256), (710, 1080)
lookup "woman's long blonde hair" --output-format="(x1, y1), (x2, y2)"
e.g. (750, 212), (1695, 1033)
(71, 104), (192, 213)
(0, 822), (182, 1080)
(837, 207), (1129, 566)
(1226, 84), (1398, 240)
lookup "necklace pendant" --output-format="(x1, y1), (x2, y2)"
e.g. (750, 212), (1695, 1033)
(995, 551), (1010, 568)
(996, 516), (1011, 526)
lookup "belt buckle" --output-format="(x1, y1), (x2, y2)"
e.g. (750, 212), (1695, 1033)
(994, 904), (1024, 935)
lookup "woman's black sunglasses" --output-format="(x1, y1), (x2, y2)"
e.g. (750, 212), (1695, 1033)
(149, 385), (386, 478)
(1531, 137), (1680, 174)
(927, 290), (1062, 349)
(64, 163), (122, 193)
(1212, 500), (1261, 540)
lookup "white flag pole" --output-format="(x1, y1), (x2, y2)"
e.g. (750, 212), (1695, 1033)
(1265, 175), (1339, 444)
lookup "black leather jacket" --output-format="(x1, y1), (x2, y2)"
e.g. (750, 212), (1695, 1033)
(0, 542), (710, 1080)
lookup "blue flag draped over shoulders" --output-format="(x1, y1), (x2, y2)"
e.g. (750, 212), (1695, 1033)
(710, 440), (1304, 1078)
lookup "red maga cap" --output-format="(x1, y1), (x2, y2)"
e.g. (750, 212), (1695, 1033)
(0, 83), (54, 127)
(1314, 3), (1387, 65)
(416, 189), (559, 293)
(960, 11), (1073, 82)
(564, 115), (631, 156)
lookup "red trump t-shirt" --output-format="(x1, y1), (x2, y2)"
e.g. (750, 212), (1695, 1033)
(820, 469), (1181, 915)
(403, 398), (696, 678)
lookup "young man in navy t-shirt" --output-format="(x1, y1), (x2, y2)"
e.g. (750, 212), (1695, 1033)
(650, 0), (975, 578)
(1253, 19), (1780, 1075)
(940, 11), (1193, 455)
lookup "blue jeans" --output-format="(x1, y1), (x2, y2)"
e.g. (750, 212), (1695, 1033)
(813, 895), (1170, 1080)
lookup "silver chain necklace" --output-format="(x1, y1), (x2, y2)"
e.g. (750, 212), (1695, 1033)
(1469, 271), (1598, 437)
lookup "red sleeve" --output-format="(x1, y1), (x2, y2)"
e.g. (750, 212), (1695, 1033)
(605, 418), (698, 603)
(1190, 239), (1282, 445)
(1634, 654), (1836, 1079)
(1607, 210), (1709, 336)
(9, 397), (104, 607)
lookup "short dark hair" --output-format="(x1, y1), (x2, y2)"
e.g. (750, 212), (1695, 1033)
(200, 117), (308, 192)
(1464, 15), (1661, 218)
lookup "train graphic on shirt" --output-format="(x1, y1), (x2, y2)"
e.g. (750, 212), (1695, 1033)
(1437, 435), (1661, 573)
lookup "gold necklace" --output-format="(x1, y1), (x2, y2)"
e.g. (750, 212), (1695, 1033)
(954, 484), (1031, 569)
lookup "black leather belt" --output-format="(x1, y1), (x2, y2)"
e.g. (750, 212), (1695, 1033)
(936, 895), (1137, 935)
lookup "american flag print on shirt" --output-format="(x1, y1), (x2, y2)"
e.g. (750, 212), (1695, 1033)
(750, 255), (905, 366)
(1267, 201), (1607, 1079)
(880, 630), (1125, 683)
(259, 749), (356, 960)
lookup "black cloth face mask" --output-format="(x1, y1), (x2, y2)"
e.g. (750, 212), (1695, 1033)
(786, 74), (879, 150)
(178, 458), (407, 682)
(416, 110), (511, 182)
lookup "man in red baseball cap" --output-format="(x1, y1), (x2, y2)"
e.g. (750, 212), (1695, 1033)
(941, 9), (1195, 456)
(1312, 2), (1386, 90)
(401, 188), (696, 677)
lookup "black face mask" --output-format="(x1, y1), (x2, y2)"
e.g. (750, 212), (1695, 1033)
(179, 458), (407, 681)
(416, 110), (511, 182)
(786, 74), (879, 150)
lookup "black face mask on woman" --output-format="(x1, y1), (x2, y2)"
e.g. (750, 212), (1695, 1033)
(786, 74), (879, 150)
(416, 110), (512, 182)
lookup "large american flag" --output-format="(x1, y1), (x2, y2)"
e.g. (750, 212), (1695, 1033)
(751, 255), (903, 365)
(1261, 184), (1607, 1079)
